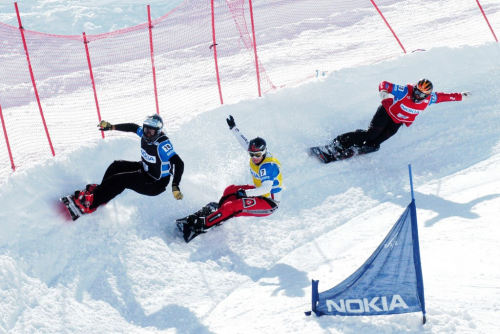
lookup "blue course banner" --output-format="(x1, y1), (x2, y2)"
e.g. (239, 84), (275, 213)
(309, 200), (425, 321)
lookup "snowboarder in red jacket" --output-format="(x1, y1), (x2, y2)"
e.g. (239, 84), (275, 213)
(333, 79), (471, 156)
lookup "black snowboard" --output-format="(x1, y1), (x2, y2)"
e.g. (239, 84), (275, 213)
(60, 195), (82, 221)
(309, 144), (379, 163)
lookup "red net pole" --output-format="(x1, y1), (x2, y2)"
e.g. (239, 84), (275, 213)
(83, 32), (104, 139)
(248, 0), (261, 98)
(369, 0), (406, 54)
(475, 0), (498, 42)
(15, 2), (55, 156)
(148, 5), (160, 115)
(211, 0), (224, 105)
(0, 103), (16, 171)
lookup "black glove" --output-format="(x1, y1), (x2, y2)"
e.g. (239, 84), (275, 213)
(98, 120), (113, 131)
(235, 189), (246, 199)
(226, 115), (236, 130)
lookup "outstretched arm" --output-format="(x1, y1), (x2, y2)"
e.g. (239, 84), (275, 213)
(226, 115), (249, 150)
(430, 91), (470, 105)
(98, 121), (140, 133)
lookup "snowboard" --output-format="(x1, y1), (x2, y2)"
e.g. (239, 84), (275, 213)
(60, 195), (82, 221)
(175, 202), (219, 243)
(309, 143), (379, 163)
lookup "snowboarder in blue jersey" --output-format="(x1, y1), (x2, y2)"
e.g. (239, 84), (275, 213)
(61, 114), (184, 220)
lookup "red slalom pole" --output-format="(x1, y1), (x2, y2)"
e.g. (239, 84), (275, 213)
(369, 0), (406, 54)
(211, 0), (223, 105)
(475, 0), (498, 42)
(248, 0), (261, 97)
(83, 32), (104, 139)
(148, 5), (160, 115)
(15, 2), (55, 156)
(0, 103), (16, 171)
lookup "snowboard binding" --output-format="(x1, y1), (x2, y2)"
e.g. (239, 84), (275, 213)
(60, 184), (98, 221)
(176, 202), (219, 243)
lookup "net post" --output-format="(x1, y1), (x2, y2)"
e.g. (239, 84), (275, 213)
(0, 103), (16, 171)
(15, 2), (56, 156)
(148, 5), (160, 115)
(211, 0), (223, 105)
(248, 0), (261, 97)
(83, 32), (104, 139)
(369, 0), (406, 53)
(475, 0), (498, 42)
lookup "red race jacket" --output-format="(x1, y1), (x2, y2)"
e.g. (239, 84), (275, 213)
(379, 81), (462, 127)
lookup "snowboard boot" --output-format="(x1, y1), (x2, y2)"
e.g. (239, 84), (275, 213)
(192, 202), (219, 219)
(321, 137), (350, 159)
(85, 183), (98, 194)
(205, 202), (219, 214)
(72, 189), (97, 215)
(331, 137), (346, 151)
(354, 143), (380, 155)
(185, 215), (207, 233)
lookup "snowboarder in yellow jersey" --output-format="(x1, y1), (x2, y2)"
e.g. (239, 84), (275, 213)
(176, 115), (283, 243)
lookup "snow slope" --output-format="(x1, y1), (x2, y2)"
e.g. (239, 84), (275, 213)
(0, 43), (499, 333)
(1, 1), (500, 333)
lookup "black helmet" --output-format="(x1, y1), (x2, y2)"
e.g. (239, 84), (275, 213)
(248, 137), (267, 158)
(143, 114), (163, 143)
(413, 78), (433, 102)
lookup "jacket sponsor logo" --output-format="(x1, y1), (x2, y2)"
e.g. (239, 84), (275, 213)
(242, 209), (273, 214)
(141, 149), (156, 163)
(400, 104), (420, 114)
(396, 113), (409, 120)
(243, 198), (256, 208)
(250, 169), (260, 178)
(326, 295), (409, 313)
(208, 213), (222, 222)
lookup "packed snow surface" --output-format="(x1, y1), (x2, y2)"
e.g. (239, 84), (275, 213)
(1, 1), (500, 333)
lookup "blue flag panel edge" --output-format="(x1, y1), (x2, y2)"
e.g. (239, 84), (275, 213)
(309, 201), (425, 320)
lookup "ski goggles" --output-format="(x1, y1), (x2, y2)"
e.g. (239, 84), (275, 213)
(143, 126), (158, 138)
(249, 151), (265, 158)
(413, 88), (429, 100)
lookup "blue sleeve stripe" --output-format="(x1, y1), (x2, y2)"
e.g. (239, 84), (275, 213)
(429, 92), (438, 105)
(158, 141), (176, 162)
(261, 162), (280, 179)
(392, 84), (408, 101)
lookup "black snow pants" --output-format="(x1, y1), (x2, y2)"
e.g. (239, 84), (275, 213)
(337, 105), (402, 148)
(90, 160), (170, 209)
